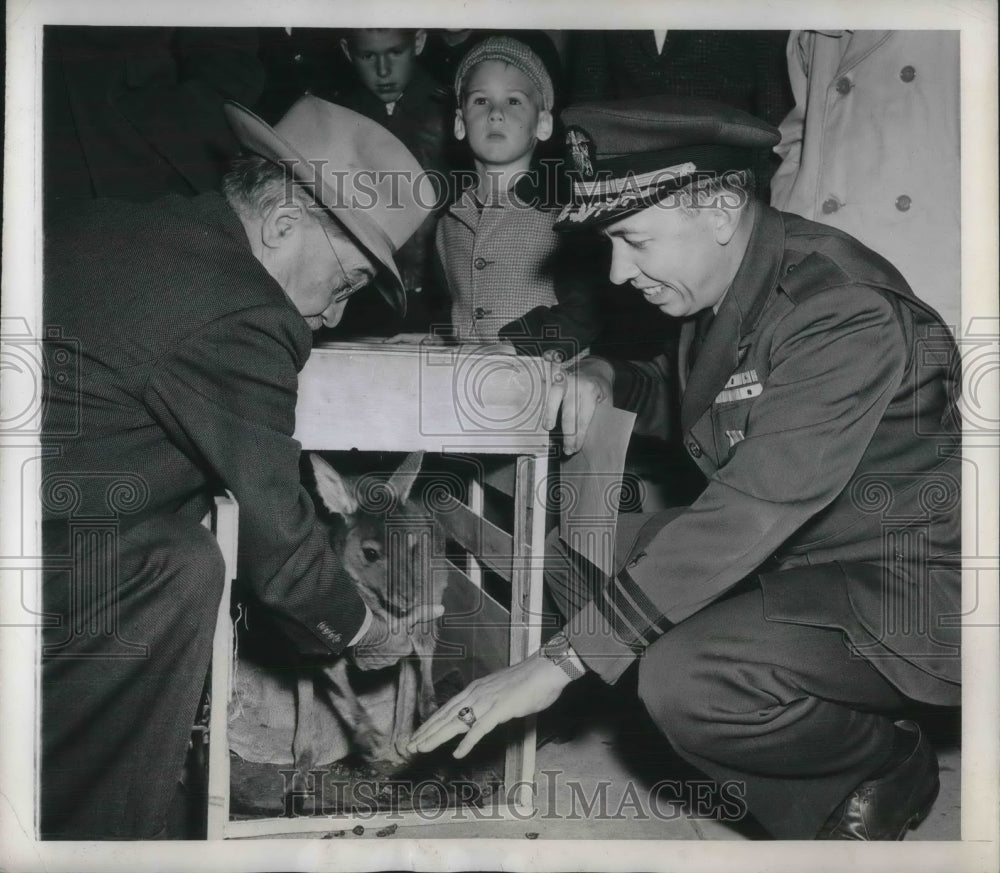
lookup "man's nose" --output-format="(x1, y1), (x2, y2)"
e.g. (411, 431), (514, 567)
(608, 243), (638, 286)
(321, 298), (348, 329)
(375, 55), (391, 78)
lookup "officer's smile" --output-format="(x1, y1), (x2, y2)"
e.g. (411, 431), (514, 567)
(635, 282), (672, 302)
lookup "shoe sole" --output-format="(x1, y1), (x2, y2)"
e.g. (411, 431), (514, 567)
(897, 776), (941, 840)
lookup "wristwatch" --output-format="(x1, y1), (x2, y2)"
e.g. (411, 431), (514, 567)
(541, 631), (586, 680)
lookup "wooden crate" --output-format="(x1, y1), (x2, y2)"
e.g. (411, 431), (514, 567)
(206, 343), (551, 837)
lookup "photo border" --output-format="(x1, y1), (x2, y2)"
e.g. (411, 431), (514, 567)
(2, 1), (997, 870)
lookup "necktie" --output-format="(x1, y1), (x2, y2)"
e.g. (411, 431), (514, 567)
(687, 309), (715, 372)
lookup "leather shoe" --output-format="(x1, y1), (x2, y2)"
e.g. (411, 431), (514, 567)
(816, 720), (939, 840)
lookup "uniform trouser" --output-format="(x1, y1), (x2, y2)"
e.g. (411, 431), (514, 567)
(544, 515), (911, 839)
(41, 515), (225, 839)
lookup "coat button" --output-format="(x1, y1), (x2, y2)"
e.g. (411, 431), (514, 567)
(687, 441), (702, 458)
(900, 65), (916, 82)
(821, 197), (841, 214)
(895, 195), (912, 212)
(473, 257), (488, 270)
(836, 76), (853, 95)
(473, 307), (487, 319)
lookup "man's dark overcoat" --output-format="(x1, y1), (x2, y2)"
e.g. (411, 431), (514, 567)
(43, 192), (367, 653)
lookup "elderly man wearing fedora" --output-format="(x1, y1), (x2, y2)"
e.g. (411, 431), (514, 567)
(40, 97), (435, 839)
(409, 97), (961, 841)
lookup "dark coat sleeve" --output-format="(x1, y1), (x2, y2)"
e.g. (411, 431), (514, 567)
(498, 231), (604, 359)
(609, 354), (679, 441)
(142, 305), (366, 656)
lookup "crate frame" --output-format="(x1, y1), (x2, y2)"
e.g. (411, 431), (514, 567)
(206, 344), (551, 838)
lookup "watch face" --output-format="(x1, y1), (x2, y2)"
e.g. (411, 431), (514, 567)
(543, 632), (584, 679)
(544, 633), (570, 662)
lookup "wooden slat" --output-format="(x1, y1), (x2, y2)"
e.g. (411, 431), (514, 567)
(481, 459), (517, 497)
(432, 494), (514, 583)
(466, 474), (484, 588)
(503, 453), (547, 813)
(205, 494), (239, 840)
(433, 560), (510, 690)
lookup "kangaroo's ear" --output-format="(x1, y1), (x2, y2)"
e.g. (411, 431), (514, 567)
(388, 451), (424, 504)
(310, 454), (358, 517)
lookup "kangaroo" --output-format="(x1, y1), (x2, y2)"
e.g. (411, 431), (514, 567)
(228, 451), (441, 778)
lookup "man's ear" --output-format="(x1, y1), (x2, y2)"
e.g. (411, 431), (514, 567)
(454, 109), (466, 141)
(340, 38), (353, 65)
(413, 29), (427, 56)
(535, 110), (554, 143)
(261, 199), (306, 250)
(712, 203), (742, 246)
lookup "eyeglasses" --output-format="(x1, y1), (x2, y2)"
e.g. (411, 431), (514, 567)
(320, 221), (373, 304)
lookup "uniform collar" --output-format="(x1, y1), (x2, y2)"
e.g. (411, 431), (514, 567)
(680, 204), (785, 433)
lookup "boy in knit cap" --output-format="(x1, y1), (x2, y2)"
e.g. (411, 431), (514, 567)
(432, 35), (600, 358)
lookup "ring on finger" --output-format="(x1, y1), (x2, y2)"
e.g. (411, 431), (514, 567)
(456, 705), (477, 727)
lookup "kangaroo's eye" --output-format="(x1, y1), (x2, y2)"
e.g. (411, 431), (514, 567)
(362, 546), (380, 563)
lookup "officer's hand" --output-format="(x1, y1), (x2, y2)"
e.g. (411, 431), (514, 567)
(349, 604), (443, 671)
(543, 356), (614, 456)
(405, 653), (571, 758)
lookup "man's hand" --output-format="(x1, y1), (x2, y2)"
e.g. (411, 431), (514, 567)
(405, 653), (574, 759)
(350, 604), (443, 671)
(543, 356), (614, 455)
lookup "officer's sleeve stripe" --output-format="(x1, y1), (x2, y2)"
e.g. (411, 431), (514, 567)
(597, 583), (652, 648)
(616, 567), (673, 636)
(598, 588), (649, 655)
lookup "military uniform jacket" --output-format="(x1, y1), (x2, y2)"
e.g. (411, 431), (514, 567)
(42, 193), (366, 656)
(567, 205), (960, 705)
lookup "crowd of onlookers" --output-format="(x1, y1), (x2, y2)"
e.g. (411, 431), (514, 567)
(42, 27), (795, 343)
(42, 26), (960, 507)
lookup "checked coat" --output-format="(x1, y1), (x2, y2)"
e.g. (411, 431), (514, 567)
(434, 177), (603, 358)
(563, 205), (961, 706)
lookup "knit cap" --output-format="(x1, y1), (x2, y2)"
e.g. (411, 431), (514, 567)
(454, 36), (554, 111)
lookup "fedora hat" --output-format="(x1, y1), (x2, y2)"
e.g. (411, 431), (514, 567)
(224, 96), (435, 314)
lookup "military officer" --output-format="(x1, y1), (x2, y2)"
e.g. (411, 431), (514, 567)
(408, 97), (961, 840)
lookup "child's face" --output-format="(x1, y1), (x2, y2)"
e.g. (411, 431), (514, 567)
(455, 61), (553, 169)
(342, 30), (426, 104)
